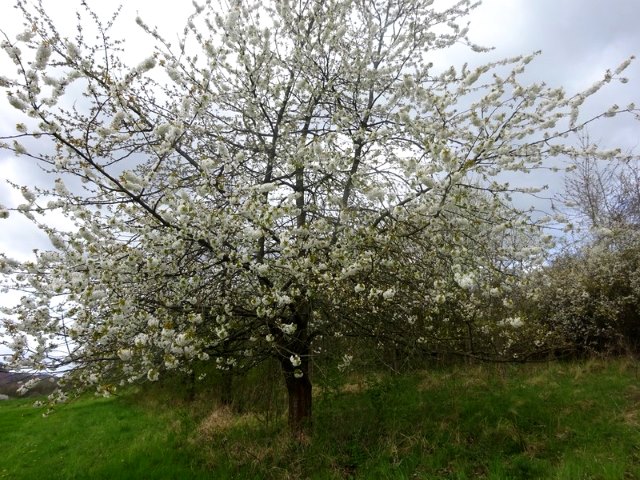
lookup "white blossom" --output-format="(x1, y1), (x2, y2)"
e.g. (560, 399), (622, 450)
(8, 95), (28, 111)
(280, 323), (296, 335)
(118, 349), (133, 361)
(290, 354), (301, 367)
(16, 30), (35, 42)
(454, 272), (476, 290)
(34, 42), (52, 70)
(135, 56), (156, 74)
(134, 334), (149, 347)
(337, 354), (353, 371)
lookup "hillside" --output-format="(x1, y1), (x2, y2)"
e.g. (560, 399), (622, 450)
(1, 359), (639, 479)
(0, 364), (57, 398)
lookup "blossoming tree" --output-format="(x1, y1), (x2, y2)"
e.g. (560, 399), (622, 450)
(0, 0), (634, 433)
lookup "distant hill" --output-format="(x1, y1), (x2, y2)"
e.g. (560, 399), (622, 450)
(0, 364), (58, 398)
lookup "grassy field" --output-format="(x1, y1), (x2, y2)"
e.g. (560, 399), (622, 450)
(1, 358), (639, 479)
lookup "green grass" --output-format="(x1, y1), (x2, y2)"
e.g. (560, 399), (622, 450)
(0, 395), (212, 479)
(2, 358), (640, 479)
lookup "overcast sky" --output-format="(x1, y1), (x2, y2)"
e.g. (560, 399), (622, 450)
(1, 0), (639, 356)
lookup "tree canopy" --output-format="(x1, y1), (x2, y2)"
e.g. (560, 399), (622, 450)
(0, 0), (636, 432)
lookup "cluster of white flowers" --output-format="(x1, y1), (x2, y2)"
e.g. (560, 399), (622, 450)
(454, 272), (476, 290)
(290, 354), (301, 367)
(337, 354), (353, 372)
(498, 316), (524, 329)
(280, 323), (296, 335)
(382, 288), (396, 300)
(118, 348), (133, 361)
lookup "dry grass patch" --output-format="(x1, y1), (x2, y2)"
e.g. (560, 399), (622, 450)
(417, 372), (448, 391)
(417, 365), (497, 391)
(341, 382), (367, 394)
(623, 385), (640, 427)
(568, 358), (610, 379)
(625, 384), (640, 403)
(461, 372), (491, 388)
(197, 405), (260, 438)
(524, 373), (557, 388)
(622, 409), (639, 427)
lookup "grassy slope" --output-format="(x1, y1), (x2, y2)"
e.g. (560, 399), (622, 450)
(1, 359), (639, 479)
(0, 396), (212, 479)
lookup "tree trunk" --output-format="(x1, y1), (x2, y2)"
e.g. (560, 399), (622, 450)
(280, 298), (313, 437)
(219, 371), (233, 406)
(284, 366), (312, 437)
